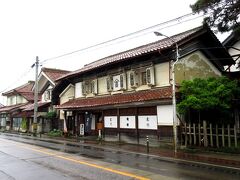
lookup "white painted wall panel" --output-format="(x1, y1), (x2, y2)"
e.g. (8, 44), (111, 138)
(75, 82), (83, 98)
(120, 116), (136, 129)
(157, 105), (173, 125)
(138, 115), (157, 129)
(104, 116), (117, 128)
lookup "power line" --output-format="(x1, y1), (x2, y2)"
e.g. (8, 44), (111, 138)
(0, 67), (34, 94)
(0, 12), (210, 94)
(40, 12), (202, 64)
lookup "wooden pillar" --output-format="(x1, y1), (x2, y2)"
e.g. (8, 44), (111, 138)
(203, 120), (208, 147)
(216, 124), (219, 148)
(136, 107), (139, 144)
(117, 108), (120, 142)
(234, 108), (239, 130)
(210, 123), (213, 147)
(227, 124), (231, 148)
(189, 123), (192, 145)
(193, 123), (196, 145)
(198, 123), (201, 146)
(234, 124), (238, 148)
(184, 123), (187, 146)
(222, 124), (225, 147)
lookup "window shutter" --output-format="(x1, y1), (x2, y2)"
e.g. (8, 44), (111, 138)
(146, 66), (155, 86)
(82, 81), (86, 95)
(120, 73), (126, 90)
(107, 76), (113, 92)
(130, 72), (135, 87)
(92, 79), (98, 94)
(129, 71), (138, 88)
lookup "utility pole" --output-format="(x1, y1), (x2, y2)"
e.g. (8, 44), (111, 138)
(154, 31), (179, 155)
(33, 56), (39, 136)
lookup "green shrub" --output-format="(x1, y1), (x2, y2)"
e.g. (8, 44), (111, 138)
(21, 118), (27, 130)
(45, 111), (57, 119)
(48, 129), (63, 137)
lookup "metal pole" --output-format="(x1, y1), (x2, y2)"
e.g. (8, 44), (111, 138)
(33, 56), (39, 136)
(172, 44), (179, 155)
(154, 32), (179, 155)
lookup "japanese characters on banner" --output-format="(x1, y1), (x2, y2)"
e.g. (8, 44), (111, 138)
(138, 115), (157, 129)
(120, 116), (136, 129)
(104, 115), (158, 129)
(104, 116), (117, 128)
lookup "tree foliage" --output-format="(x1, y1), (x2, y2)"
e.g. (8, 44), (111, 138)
(45, 111), (57, 119)
(177, 77), (240, 116)
(191, 0), (240, 33)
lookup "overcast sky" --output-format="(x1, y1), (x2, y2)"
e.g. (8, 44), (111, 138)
(0, 0), (228, 104)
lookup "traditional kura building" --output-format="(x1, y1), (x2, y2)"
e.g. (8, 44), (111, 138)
(52, 25), (234, 144)
(28, 67), (70, 133)
(0, 67), (70, 133)
(0, 81), (35, 131)
(223, 31), (240, 132)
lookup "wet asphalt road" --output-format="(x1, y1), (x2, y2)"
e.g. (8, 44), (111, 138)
(0, 133), (240, 180)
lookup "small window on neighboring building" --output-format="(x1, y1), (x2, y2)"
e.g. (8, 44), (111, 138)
(142, 71), (147, 85)
(120, 74), (124, 88)
(107, 76), (113, 92)
(91, 81), (95, 93)
(114, 79), (119, 88)
(146, 68), (151, 84)
(44, 90), (51, 101)
(130, 72), (135, 87)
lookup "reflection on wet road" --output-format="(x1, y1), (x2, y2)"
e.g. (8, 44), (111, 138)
(0, 133), (240, 180)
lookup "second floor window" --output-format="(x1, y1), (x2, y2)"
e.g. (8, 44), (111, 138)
(130, 72), (135, 87)
(107, 76), (113, 92)
(120, 74), (124, 88)
(44, 90), (51, 101)
(91, 81), (95, 93)
(113, 75), (121, 91)
(141, 72), (147, 85)
(146, 68), (151, 84)
(114, 79), (119, 88)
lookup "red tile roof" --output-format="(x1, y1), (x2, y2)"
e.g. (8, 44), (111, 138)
(41, 67), (70, 82)
(2, 81), (42, 102)
(56, 87), (172, 109)
(0, 103), (29, 113)
(2, 81), (36, 101)
(57, 26), (203, 81)
(22, 102), (50, 111)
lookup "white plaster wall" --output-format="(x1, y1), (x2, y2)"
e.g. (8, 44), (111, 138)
(98, 76), (108, 95)
(155, 62), (170, 87)
(59, 85), (75, 120)
(157, 105), (173, 125)
(7, 95), (16, 105)
(75, 82), (83, 98)
(60, 86), (75, 105)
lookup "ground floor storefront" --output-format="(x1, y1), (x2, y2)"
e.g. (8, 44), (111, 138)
(60, 104), (177, 145)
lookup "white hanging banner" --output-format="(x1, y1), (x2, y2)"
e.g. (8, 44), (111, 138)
(80, 124), (84, 135)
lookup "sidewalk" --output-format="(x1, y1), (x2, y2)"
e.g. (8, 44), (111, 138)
(2, 131), (240, 169)
(37, 133), (240, 169)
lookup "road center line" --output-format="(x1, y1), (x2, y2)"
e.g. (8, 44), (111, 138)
(2, 138), (150, 180)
